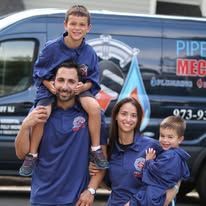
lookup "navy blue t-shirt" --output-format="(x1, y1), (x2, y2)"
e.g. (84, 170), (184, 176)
(30, 104), (107, 205)
(107, 134), (162, 206)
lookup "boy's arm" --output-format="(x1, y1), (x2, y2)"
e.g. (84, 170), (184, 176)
(74, 81), (92, 95)
(15, 106), (47, 159)
(43, 80), (56, 94)
(82, 52), (101, 96)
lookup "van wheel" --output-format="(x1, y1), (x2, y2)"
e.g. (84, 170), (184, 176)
(196, 164), (206, 205)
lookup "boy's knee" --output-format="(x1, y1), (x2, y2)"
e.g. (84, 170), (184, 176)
(87, 104), (101, 116)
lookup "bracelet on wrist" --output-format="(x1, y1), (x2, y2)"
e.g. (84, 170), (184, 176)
(174, 185), (179, 193)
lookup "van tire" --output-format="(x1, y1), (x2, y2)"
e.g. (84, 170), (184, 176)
(196, 164), (206, 205)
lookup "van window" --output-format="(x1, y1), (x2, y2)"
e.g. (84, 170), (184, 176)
(0, 40), (35, 97)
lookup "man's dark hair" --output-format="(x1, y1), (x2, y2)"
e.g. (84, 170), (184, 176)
(54, 60), (81, 80)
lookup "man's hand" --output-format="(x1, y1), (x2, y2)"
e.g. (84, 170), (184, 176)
(22, 106), (47, 129)
(76, 189), (94, 206)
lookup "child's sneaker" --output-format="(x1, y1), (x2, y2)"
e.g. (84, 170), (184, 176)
(90, 148), (109, 169)
(19, 153), (37, 176)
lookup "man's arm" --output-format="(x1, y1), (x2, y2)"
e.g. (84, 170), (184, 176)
(76, 145), (107, 206)
(15, 106), (47, 159)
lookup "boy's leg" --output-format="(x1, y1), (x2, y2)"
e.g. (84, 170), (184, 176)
(19, 104), (51, 176)
(79, 96), (108, 169)
(80, 96), (101, 147)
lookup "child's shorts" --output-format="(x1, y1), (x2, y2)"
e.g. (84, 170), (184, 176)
(79, 91), (94, 98)
(36, 96), (55, 107)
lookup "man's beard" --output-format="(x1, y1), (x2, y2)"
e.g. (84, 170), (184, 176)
(56, 89), (75, 102)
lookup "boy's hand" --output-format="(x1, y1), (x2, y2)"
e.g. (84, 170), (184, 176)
(74, 82), (85, 95)
(146, 148), (156, 160)
(43, 80), (56, 94)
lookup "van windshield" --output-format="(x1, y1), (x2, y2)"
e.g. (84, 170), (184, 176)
(0, 40), (35, 96)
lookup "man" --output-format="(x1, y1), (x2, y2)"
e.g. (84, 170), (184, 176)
(15, 61), (106, 206)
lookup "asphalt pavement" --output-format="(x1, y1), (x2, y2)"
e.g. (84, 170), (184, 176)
(0, 176), (201, 206)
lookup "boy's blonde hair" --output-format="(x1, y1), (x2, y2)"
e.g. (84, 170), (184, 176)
(65, 5), (91, 25)
(160, 115), (186, 137)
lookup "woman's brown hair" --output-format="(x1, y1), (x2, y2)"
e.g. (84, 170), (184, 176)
(107, 97), (143, 159)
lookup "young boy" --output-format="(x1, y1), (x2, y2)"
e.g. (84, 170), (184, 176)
(19, 5), (108, 176)
(130, 116), (190, 206)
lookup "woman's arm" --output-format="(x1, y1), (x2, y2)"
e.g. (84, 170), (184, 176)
(164, 181), (181, 206)
(15, 106), (47, 159)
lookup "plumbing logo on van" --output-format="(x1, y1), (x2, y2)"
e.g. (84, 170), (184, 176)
(176, 40), (206, 77)
(88, 35), (151, 131)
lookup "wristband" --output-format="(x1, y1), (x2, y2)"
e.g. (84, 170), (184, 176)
(87, 187), (96, 195)
(174, 185), (179, 193)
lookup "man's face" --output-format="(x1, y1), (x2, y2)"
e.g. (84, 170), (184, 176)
(54, 67), (79, 102)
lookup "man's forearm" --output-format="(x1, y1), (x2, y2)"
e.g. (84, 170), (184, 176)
(87, 145), (107, 189)
(15, 123), (31, 159)
(88, 169), (106, 190)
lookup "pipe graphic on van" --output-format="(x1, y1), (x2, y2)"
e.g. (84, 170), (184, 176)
(89, 35), (151, 131)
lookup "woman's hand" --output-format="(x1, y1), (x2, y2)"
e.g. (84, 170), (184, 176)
(22, 106), (47, 128)
(164, 187), (177, 206)
(164, 181), (180, 206)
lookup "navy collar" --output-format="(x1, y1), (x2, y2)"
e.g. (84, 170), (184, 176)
(52, 98), (82, 112)
(62, 32), (86, 55)
(115, 133), (142, 152)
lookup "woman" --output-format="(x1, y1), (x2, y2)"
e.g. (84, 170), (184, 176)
(106, 97), (177, 206)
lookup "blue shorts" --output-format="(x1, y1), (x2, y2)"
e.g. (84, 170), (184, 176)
(79, 90), (94, 98)
(35, 96), (55, 107)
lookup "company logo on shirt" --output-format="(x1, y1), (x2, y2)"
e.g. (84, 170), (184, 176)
(133, 157), (145, 178)
(72, 116), (86, 131)
(79, 64), (88, 77)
